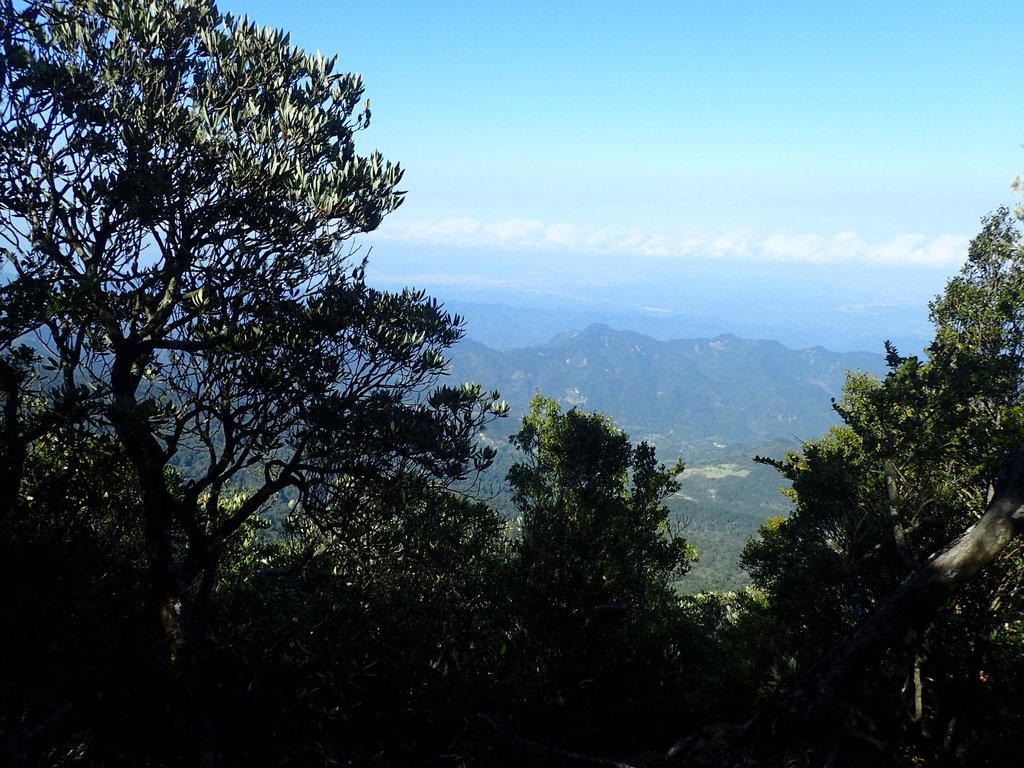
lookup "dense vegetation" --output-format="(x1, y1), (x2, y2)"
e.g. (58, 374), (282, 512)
(4, 2), (1024, 766)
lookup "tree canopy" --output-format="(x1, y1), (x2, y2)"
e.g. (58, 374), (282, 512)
(0, 0), (503, 607)
(741, 207), (1024, 763)
(0, 1), (504, 762)
(502, 395), (696, 752)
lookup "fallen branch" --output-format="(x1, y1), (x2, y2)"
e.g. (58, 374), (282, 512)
(784, 442), (1024, 721)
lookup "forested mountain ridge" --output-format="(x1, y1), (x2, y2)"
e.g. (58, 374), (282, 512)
(449, 322), (887, 454)
(451, 325), (882, 593)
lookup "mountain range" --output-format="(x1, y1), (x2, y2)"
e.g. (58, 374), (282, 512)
(447, 322), (891, 590)
(448, 322), (888, 458)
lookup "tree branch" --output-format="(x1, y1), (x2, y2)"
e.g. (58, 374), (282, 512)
(783, 442), (1024, 722)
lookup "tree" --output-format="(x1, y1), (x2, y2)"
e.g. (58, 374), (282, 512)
(504, 394), (693, 751)
(202, 490), (513, 766)
(741, 208), (1024, 762)
(0, 0), (504, 760)
(0, 430), (155, 764)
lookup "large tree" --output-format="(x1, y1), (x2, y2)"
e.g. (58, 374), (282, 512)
(504, 395), (693, 752)
(0, 0), (503, 758)
(741, 208), (1024, 762)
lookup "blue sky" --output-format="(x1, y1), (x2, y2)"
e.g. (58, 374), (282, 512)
(219, 0), (1024, 345)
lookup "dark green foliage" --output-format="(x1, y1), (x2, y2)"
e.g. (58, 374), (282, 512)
(1, 432), (178, 763)
(502, 395), (697, 753)
(0, 0), (505, 764)
(1, 431), (514, 766)
(200, 492), (511, 766)
(479, 435), (797, 593)
(741, 208), (1024, 764)
(0, 0), (503, 633)
(508, 396), (692, 632)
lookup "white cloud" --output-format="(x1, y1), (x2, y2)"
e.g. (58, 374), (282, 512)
(365, 269), (593, 294)
(370, 216), (970, 267)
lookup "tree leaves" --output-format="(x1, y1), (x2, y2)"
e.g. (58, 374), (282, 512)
(742, 208), (1024, 761)
(0, 8), (502, 760)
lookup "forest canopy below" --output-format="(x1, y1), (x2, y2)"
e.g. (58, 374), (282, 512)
(4, 2), (1024, 766)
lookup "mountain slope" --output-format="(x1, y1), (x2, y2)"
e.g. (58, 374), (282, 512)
(448, 323), (886, 455)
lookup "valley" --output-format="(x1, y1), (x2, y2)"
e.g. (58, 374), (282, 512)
(447, 318), (889, 590)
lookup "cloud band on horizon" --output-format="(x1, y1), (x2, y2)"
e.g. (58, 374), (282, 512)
(368, 216), (969, 268)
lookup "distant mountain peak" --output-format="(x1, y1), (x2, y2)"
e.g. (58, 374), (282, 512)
(447, 322), (887, 452)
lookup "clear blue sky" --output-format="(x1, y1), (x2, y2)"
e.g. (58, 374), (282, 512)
(218, 0), (1024, 336)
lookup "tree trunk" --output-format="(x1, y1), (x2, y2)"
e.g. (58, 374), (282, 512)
(783, 443), (1024, 722)
(0, 356), (28, 522)
(108, 350), (220, 766)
